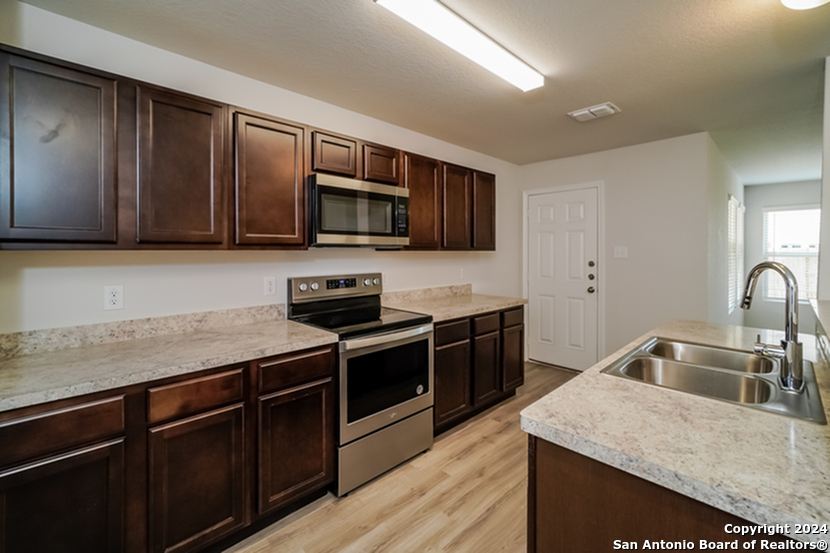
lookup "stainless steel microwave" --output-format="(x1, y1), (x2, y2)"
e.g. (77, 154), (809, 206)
(309, 173), (409, 247)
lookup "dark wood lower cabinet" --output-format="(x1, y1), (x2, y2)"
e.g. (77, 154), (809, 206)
(501, 324), (524, 391)
(473, 330), (501, 406)
(434, 307), (525, 434)
(258, 379), (334, 514)
(0, 345), (336, 553)
(434, 338), (472, 428)
(0, 439), (125, 553)
(148, 404), (246, 553)
(528, 437), (789, 552)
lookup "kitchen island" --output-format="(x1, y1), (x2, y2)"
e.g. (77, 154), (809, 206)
(521, 320), (830, 550)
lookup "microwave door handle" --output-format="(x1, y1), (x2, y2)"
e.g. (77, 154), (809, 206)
(340, 323), (433, 352)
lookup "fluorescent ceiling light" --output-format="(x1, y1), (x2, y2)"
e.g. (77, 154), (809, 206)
(781, 0), (830, 8)
(375, 0), (544, 92)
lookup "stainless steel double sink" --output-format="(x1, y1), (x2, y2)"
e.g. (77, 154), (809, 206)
(602, 337), (826, 424)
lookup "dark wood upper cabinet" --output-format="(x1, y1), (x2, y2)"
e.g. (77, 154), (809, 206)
(311, 131), (357, 177)
(472, 171), (496, 250)
(136, 85), (226, 244)
(234, 112), (305, 246)
(0, 51), (117, 243)
(363, 144), (399, 185)
(0, 439), (125, 553)
(443, 164), (472, 249)
(404, 153), (442, 250)
(148, 404), (246, 553)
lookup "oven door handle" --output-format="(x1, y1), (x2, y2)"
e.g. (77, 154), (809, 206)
(340, 323), (433, 352)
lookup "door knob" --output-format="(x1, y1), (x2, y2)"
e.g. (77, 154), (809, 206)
(587, 287), (595, 294)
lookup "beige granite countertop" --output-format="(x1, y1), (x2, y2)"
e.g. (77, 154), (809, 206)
(384, 293), (527, 322)
(521, 320), (830, 545)
(0, 319), (337, 413)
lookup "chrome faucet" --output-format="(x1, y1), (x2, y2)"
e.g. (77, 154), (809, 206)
(740, 261), (803, 392)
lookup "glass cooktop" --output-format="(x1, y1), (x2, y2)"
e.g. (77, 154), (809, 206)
(297, 306), (432, 339)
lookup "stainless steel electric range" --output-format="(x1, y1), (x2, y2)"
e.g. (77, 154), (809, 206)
(287, 273), (434, 496)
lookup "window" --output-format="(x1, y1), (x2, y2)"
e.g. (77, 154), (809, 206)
(727, 195), (745, 313)
(763, 207), (820, 300)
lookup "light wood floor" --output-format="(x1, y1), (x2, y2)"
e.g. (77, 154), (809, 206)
(225, 362), (577, 553)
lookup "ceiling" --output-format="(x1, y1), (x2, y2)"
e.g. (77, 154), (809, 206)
(20, 0), (830, 183)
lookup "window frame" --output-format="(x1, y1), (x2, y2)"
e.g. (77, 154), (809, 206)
(727, 194), (745, 314)
(761, 204), (820, 302)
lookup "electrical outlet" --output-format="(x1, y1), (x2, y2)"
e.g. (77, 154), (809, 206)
(264, 276), (276, 296)
(104, 285), (124, 310)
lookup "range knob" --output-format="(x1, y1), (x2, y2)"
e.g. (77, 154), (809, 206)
(310, 282), (319, 291)
(364, 278), (372, 286)
(373, 278), (380, 285)
(298, 283), (308, 292)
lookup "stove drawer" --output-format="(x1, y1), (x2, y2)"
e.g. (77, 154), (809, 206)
(258, 346), (335, 394)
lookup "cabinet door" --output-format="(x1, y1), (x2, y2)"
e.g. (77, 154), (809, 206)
(443, 164), (472, 249)
(404, 153), (442, 249)
(363, 144), (399, 185)
(137, 86), (225, 244)
(501, 324), (525, 391)
(0, 440), (124, 553)
(434, 339), (472, 429)
(311, 131), (357, 177)
(258, 379), (334, 515)
(148, 404), (245, 553)
(473, 330), (501, 406)
(472, 171), (496, 250)
(234, 113), (305, 245)
(0, 52), (117, 242)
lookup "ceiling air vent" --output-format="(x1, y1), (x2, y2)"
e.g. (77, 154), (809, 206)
(568, 102), (621, 122)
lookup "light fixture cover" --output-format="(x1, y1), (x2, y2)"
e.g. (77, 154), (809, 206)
(781, 0), (830, 8)
(375, 0), (544, 92)
(568, 102), (620, 122)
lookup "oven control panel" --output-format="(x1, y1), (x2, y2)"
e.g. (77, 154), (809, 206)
(288, 273), (383, 304)
(327, 278), (357, 290)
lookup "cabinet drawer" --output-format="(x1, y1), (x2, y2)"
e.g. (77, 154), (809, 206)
(435, 319), (470, 346)
(0, 396), (125, 468)
(472, 313), (500, 335)
(501, 307), (524, 328)
(259, 347), (334, 394)
(147, 368), (244, 425)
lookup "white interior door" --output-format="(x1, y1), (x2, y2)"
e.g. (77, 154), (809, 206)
(528, 187), (598, 370)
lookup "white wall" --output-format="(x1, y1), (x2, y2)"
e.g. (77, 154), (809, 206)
(519, 133), (712, 354)
(0, 3), (523, 333)
(706, 135), (744, 327)
(743, 180), (820, 334)
(819, 57), (830, 300)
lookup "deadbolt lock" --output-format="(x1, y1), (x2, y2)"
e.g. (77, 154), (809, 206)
(588, 274), (595, 280)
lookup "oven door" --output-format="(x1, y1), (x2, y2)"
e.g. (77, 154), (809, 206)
(311, 175), (409, 246)
(339, 323), (433, 445)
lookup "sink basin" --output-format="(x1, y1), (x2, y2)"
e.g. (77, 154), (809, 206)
(646, 339), (774, 373)
(601, 337), (826, 424)
(618, 357), (773, 404)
